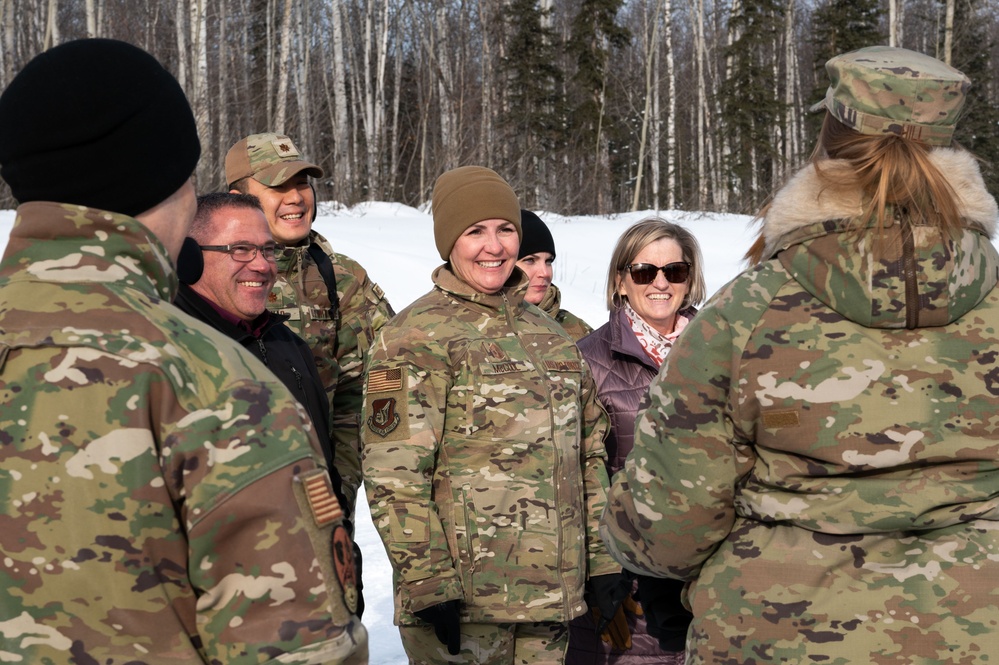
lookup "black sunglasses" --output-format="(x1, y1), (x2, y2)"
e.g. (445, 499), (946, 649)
(624, 261), (690, 285)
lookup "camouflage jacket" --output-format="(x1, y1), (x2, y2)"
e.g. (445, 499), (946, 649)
(362, 265), (617, 625)
(537, 283), (593, 341)
(600, 149), (999, 663)
(0, 203), (364, 664)
(269, 229), (394, 511)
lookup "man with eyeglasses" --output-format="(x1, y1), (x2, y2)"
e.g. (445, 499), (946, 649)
(174, 192), (367, 623)
(226, 133), (394, 517)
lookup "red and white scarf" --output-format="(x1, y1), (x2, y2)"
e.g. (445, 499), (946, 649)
(624, 302), (690, 368)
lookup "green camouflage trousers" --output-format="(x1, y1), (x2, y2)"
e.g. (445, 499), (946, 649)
(400, 621), (568, 664)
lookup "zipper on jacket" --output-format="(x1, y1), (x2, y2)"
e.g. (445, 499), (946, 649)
(291, 365), (303, 391)
(256, 338), (268, 364)
(901, 221), (919, 329)
(502, 291), (570, 615)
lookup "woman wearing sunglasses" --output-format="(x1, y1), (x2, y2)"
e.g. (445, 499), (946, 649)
(516, 209), (593, 341)
(569, 218), (706, 665)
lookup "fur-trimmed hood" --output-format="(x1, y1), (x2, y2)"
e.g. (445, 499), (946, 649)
(760, 148), (999, 329)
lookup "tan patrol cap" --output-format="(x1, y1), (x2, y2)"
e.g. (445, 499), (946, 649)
(225, 132), (324, 187)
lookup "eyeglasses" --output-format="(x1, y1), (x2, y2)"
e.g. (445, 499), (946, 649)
(624, 261), (690, 285)
(199, 243), (282, 262)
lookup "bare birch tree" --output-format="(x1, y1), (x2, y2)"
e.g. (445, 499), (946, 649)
(329, 0), (351, 194)
(273, 0), (292, 133)
(631, 0), (665, 211)
(43, 0), (58, 50)
(184, 0), (210, 187)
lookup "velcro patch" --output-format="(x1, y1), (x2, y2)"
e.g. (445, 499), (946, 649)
(271, 138), (300, 157)
(762, 409), (800, 429)
(543, 359), (582, 372)
(305, 473), (343, 526)
(368, 368), (403, 392)
(367, 397), (401, 437)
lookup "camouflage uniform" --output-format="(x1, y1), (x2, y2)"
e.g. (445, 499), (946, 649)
(537, 283), (594, 342)
(0, 203), (367, 664)
(269, 230), (394, 512)
(362, 265), (617, 658)
(600, 148), (999, 664)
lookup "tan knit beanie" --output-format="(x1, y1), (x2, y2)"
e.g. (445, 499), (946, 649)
(432, 166), (521, 260)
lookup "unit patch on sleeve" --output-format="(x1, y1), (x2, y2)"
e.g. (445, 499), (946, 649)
(367, 397), (401, 437)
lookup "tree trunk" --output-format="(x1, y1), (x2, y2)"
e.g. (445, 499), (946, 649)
(664, 0), (675, 210)
(631, 0), (664, 211)
(175, 0), (186, 89)
(329, 0), (351, 196)
(944, 0), (954, 64)
(274, 0), (293, 133)
(189, 0), (209, 188)
(44, 0), (59, 50)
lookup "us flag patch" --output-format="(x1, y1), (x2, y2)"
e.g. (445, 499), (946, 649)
(368, 367), (402, 392)
(305, 474), (343, 526)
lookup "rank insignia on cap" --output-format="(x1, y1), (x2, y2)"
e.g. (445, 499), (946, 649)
(305, 473), (343, 527)
(368, 367), (402, 392)
(271, 139), (300, 157)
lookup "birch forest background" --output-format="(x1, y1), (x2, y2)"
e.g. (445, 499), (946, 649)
(1, 0), (998, 215)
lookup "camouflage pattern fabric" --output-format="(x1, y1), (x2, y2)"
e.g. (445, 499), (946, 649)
(362, 265), (618, 626)
(269, 230), (394, 513)
(537, 283), (594, 342)
(400, 620), (568, 664)
(0, 202), (367, 664)
(600, 150), (999, 664)
(811, 45), (970, 146)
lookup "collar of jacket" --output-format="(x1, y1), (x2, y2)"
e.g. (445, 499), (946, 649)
(761, 148), (999, 329)
(2, 201), (178, 301)
(432, 263), (530, 311)
(274, 228), (336, 271)
(537, 283), (561, 318)
(759, 148), (997, 258)
(175, 283), (288, 342)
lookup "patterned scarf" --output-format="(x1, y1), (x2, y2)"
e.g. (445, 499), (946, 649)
(624, 301), (690, 368)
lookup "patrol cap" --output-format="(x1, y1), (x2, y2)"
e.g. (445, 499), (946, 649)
(810, 45), (970, 146)
(432, 166), (521, 261)
(225, 132), (324, 187)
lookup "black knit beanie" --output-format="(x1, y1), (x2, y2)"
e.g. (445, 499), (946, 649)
(0, 39), (201, 217)
(518, 209), (556, 260)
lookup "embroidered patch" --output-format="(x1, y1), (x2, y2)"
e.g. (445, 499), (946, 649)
(368, 368), (402, 392)
(543, 359), (582, 372)
(485, 342), (507, 360)
(331, 524), (359, 615)
(367, 397), (401, 437)
(762, 409), (800, 429)
(304, 473), (343, 527)
(271, 138), (300, 157)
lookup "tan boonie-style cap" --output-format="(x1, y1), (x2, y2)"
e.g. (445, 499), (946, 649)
(225, 132), (324, 187)
(810, 45), (970, 146)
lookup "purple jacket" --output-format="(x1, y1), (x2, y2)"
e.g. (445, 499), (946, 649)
(567, 307), (694, 664)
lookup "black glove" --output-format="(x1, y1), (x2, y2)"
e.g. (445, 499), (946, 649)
(586, 573), (632, 634)
(635, 575), (692, 652)
(414, 599), (462, 655)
